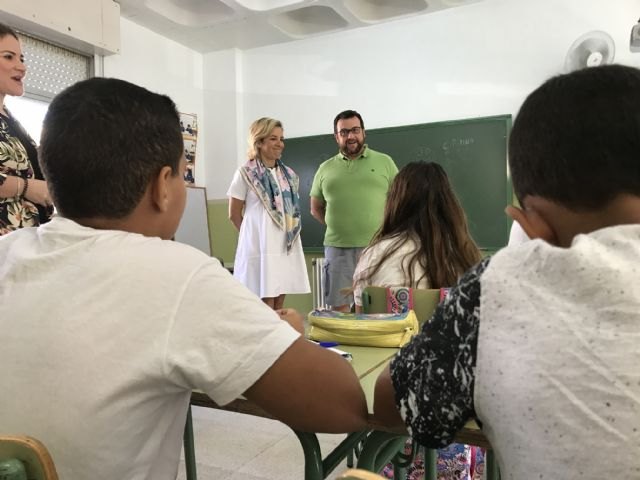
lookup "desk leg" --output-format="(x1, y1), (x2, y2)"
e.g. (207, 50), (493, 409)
(356, 431), (408, 474)
(183, 405), (198, 480)
(485, 449), (500, 480)
(293, 431), (370, 480)
(294, 432), (324, 480)
(424, 448), (437, 480)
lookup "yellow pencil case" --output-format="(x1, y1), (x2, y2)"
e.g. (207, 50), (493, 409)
(307, 310), (419, 348)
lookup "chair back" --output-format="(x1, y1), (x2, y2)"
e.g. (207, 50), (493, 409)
(0, 436), (59, 480)
(361, 286), (440, 324)
(335, 468), (386, 479)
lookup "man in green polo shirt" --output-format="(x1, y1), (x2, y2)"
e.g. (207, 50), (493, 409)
(310, 110), (398, 311)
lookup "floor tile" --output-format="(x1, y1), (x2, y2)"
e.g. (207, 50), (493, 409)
(180, 407), (352, 479)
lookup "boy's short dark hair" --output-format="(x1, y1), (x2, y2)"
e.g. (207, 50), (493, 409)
(333, 110), (364, 133)
(509, 64), (640, 210)
(41, 77), (183, 219)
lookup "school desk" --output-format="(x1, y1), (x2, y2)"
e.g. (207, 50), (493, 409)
(183, 345), (497, 480)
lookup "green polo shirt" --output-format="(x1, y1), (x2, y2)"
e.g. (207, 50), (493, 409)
(310, 146), (398, 247)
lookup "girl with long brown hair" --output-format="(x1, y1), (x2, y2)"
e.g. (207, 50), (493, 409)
(354, 161), (485, 478)
(353, 161), (482, 309)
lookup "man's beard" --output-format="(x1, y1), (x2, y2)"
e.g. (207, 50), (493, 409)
(341, 139), (363, 157)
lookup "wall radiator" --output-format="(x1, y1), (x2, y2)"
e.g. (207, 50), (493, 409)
(311, 257), (325, 310)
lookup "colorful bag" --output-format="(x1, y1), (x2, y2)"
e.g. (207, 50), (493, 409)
(386, 287), (414, 314)
(307, 310), (419, 348)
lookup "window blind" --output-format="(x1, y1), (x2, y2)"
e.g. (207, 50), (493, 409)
(17, 32), (93, 102)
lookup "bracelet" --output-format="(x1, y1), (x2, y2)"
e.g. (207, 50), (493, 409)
(20, 177), (29, 198)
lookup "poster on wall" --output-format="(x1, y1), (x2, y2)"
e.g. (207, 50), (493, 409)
(180, 112), (198, 184)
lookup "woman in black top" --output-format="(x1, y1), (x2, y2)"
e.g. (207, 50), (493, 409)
(0, 23), (53, 235)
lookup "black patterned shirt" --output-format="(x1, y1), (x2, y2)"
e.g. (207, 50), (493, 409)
(0, 110), (40, 234)
(390, 257), (490, 448)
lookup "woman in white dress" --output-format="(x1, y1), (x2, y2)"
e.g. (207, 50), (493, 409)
(227, 117), (310, 309)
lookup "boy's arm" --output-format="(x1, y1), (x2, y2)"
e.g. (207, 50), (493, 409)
(372, 258), (491, 447)
(371, 364), (406, 431)
(244, 336), (368, 433)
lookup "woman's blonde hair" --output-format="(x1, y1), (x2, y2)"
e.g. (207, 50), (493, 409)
(247, 117), (283, 159)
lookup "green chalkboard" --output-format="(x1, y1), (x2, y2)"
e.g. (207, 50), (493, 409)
(282, 115), (512, 251)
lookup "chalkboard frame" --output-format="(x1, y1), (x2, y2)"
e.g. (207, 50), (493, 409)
(282, 114), (512, 253)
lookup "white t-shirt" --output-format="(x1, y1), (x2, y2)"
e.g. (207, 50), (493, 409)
(0, 217), (300, 480)
(477, 224), (640, 478)
(352, 235), (429, 306)
(391, 224), (640, 479)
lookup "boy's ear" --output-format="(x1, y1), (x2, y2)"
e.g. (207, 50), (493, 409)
(150, 166), (174, 213)
(505, 204), (558, 244)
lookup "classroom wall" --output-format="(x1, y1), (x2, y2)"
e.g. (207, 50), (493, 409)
(201, 0), (640, 313)
(11, 0), (639, 312)
(237, 0), (640, 142)
(200, 0), (640, 201)
(202, 49), (244, 197)
(103, 17), (207, 186)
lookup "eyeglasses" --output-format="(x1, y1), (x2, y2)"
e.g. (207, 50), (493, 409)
(337, 126), (363, 137)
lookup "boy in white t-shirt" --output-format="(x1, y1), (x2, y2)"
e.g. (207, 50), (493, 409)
(373, 64), (640, 479)
(0, 78), (367, 480)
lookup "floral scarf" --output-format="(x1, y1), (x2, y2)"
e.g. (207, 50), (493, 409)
(240, 158), (301, 251)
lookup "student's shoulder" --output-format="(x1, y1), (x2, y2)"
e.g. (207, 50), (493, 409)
(0, 226), (37, 253)
(365, 235), (406, 256)
(448, 256), (492, 306)
(121, 234), (221, 276)
(486, 238), (555, 279)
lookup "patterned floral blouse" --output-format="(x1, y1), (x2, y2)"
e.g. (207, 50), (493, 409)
(390, 257), (491, 447)
(0, 109), (43, 235)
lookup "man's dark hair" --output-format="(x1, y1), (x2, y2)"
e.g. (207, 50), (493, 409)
(0, 23), (19, 40)
(333, 110), (364, 133)
(41, 77), (183, 219)
(509, 64), (640, 210)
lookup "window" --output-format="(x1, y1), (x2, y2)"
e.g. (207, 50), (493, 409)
(18, 32), (93, 102)
(4, 32), (94, 142)
(4, 96), (48, 144)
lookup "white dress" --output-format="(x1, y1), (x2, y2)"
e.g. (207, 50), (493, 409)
(227, 166), (310, 298)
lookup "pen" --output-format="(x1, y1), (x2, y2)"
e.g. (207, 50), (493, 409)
(327, 346), (353, 361)
(308, 340), (352, 360)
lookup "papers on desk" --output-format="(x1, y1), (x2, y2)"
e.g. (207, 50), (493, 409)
(327, 346), (353, 361)
(308, 340), (353, 361)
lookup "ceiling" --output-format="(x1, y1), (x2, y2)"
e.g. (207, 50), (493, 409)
(115, 0), (483, 53)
